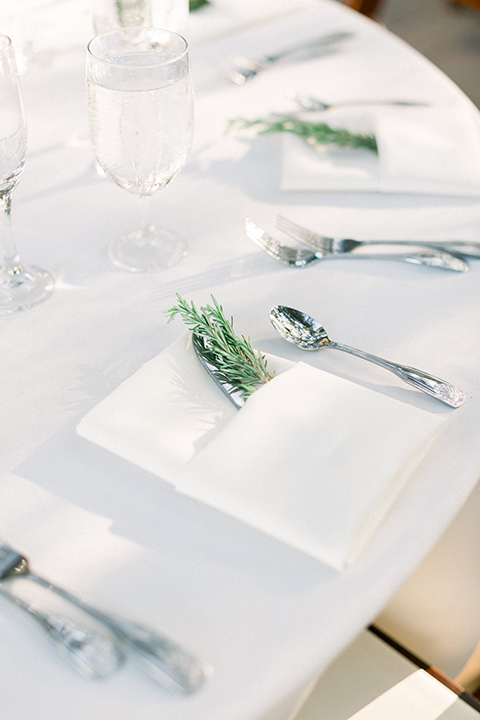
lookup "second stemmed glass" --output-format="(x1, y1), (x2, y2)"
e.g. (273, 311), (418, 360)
(0, 34), (54, 314)
(86, 27), (194, 272)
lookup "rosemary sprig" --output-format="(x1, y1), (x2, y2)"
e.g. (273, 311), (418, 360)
(165, 294), (274, 397)
(189, 0), (210, 10)
(228, 116), (378, 153)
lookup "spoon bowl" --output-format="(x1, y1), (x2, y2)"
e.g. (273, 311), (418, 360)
(270, 305), (330, 349)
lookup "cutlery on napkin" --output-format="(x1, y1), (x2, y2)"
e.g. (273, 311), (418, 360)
(192, 333), (246, 408)
(281, 107), (480, 197)
(77, 333), (446, 570)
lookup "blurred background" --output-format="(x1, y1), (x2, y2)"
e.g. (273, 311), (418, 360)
(353, 0), (480, 107)
(2, 0), (479, 108)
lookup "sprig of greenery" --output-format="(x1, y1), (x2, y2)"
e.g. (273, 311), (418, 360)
(165, 294), (273, 397)
(228, 116), (378, 153)
(189, 0), (210, 10)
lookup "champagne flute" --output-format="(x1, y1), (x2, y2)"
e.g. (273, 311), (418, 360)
(0, 34), (54, 314)
(86, 27), (194, 272)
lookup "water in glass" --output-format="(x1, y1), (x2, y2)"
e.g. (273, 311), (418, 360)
(87, 28), (194, 272)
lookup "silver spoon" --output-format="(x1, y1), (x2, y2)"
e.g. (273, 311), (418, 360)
(290, 91), (430, 111)
(0, 583), (125, 679)
(269, 305), (466, 408)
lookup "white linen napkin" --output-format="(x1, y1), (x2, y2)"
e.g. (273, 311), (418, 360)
(281, 107), (480, 197)
(77, 334), (445, 570)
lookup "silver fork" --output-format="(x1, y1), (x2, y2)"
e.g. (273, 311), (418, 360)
(0, 543), (213, 694)
(245, 219), (468, 272)
(226, 32), (352, 85)
(276, 214), (480, 259)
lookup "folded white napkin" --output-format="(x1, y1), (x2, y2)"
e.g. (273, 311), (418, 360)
(348, 670), (457, 720)
(77, 334), (445, 570)
(281, 107), (480, 197)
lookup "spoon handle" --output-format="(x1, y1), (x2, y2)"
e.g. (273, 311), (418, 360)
(330, 341), (466, 408)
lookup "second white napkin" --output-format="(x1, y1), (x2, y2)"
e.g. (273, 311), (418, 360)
(77, 334), (446, 570)
(281, 107), (480, 197)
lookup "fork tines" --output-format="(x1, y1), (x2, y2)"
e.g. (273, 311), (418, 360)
(244, 218), (318, 267)
(276, 215), (333, 253)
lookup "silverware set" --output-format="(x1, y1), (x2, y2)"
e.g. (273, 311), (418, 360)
(193, 303), (466, 410)
(289, 91), (430, 112)
(0, 543), (213, 692)
(190, 212), (472, 408)
(225, 31), (353, 84)
(245, 216), (478, 271)
(276, 214), (480, 258)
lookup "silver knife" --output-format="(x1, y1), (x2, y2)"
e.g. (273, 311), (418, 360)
(192, 333), (246, 409)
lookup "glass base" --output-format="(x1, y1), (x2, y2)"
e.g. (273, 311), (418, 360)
(108, 227), (187, 273)
(0, 263), (55, 314)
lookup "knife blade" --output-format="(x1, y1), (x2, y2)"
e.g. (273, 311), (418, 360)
(192, 333), (246, 409)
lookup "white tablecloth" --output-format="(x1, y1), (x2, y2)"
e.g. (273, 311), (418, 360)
(2, 1), (480, 719)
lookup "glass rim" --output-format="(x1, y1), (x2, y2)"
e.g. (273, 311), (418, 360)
(87, 27), (189, 68)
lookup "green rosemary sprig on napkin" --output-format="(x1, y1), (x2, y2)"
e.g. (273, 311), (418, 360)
(229, 116), (378, 152)
(189, 0), (210, 10)
(165, 294), (274, 397)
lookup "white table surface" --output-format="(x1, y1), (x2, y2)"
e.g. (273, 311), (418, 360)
(2, 1), (480, 718)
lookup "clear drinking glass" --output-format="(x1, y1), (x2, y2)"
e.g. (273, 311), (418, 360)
(87, 27), (194, 272)
(0, 34), (54, 314)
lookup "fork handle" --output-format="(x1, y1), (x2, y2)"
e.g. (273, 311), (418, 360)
(329, 341), (466, 408)
(330, 250), (468, 272)
(263, 31), (352, 65)
(28, 572), (212, 694)
(341, 238), (480, 258)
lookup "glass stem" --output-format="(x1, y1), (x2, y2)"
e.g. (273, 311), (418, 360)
(0, 192), (21, 273)
(137, 194), (154, 239)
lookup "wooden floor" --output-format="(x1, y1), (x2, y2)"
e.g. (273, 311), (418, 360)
(343, 0), (480, 107)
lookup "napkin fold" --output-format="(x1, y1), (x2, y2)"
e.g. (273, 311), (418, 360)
(77, 334), (445, 570)
(281, 107), (480, 197)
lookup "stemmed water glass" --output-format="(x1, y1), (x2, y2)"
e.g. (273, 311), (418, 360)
(86, 27), (194, 272)
(0, 34), (54, 314)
